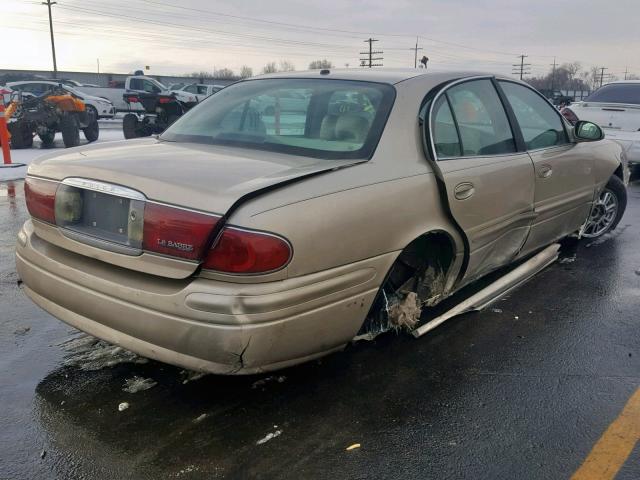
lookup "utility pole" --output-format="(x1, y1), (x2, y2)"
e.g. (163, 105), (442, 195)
(410, 36), (423, 68)
(550, 57), (557, 92)
(624, 66), (629, 80)
(599, 67), (608, 87)
(512, 54), (531, 80)
(42, 0), (58, 78)
(360, 38), (383, 68)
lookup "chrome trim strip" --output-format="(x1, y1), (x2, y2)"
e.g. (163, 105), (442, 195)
(427, 75), (495, 162)
(62, 178), (147, 201)
(61, 229), (142, 256)
(145, 199), (223, 217)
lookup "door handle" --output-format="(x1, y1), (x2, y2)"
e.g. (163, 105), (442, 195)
(454, 182), (475, 200)
(538, 164), (553, 178)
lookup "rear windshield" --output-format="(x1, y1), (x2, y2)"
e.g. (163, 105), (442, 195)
(161, 78), (395, 160)
(586, 83), (640, 105)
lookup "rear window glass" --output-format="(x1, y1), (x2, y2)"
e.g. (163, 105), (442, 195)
(162, 79), (395, 160)
(586, 83), (640, 105)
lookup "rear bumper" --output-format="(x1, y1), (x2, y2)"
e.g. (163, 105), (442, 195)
(16, 220), (393, 374)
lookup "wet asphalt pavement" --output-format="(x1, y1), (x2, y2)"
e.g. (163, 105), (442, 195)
(1, 178), (639, 480)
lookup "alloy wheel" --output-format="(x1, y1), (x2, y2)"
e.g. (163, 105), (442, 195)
(582, 188), (619, 238)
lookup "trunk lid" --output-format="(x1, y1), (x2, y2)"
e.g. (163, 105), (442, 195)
(28, 138), (360, 278)
(571, 102), (640, 132)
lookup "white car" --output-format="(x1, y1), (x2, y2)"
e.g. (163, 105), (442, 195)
(177, 83), (224, 102)
(5, 81), (116, 119)
(562, 81), (640, 171)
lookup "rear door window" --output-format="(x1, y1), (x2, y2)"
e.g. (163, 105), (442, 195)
(446, 80), (517, 156)
(431, 96), (461, 158)
(499, 81), (568, 150)
(586, 83), (640, 104)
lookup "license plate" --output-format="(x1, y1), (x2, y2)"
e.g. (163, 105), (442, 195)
(56, 182), (145, 253)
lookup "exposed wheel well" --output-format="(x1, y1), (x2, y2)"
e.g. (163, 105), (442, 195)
(614, 163), (624, 181)
(401, 231), (456, 276)
(358, 230), (457, 338)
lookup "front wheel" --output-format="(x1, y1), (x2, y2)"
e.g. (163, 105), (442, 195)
(123, 113), (140, 139)
(83, 118), (99, 142)
(582, 175), (627, 238)
(60, 114), (80, 148)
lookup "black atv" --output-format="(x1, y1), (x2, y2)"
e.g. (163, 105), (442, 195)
(122, 92), (187, 139)
(7, 88), (99, 149)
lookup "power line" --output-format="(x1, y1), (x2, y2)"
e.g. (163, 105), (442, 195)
(512, 54), (531, 80)
(42, 0), (57, 77)
(410, 36), (423, 68)
(360, 38), (383, 68)
(599, 67), (608, 87)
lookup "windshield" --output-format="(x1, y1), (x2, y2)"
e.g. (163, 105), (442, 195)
(586, 83), (640, 105)
(161, 78), (395, 160)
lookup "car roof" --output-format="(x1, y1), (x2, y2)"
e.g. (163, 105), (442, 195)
(253, 68), (506, 85)
(8, 80), (64, 85)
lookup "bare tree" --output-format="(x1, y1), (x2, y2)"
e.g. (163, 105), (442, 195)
(262, 62), (278, 74)
(216, 68), (235, 79)
(279, 60), (295, 72)
(239, 65), (253, 78)
(189, 71), (215, 79)
(309, 59), (333, 70)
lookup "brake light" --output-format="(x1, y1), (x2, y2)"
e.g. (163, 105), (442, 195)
(561, 107), (579, 125)
(125, 96), (139, 103)
(142, 203), (220, 261)
(24, 177), (57, 224)
(158, 97), (172, 104)
(203, 228), (291, 274)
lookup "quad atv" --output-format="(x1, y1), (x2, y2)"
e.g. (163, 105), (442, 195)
(122, 92), (188, 139)
(6, 87), (99, 149)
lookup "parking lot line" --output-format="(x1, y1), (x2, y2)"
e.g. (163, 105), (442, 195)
(571, 387), (640, 480)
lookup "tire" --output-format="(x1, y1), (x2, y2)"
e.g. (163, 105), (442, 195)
(8, 123), (33, 149)
(123, 113), (139, 139)
(582, 175), (627, 238)
(83, 119), (99, 142)
(85, 105), (98, 121)
(39, 130), (55, 148)
(60, 115), (80, 148)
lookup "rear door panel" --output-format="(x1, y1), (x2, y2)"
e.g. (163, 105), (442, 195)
(437, 153), (535, 282)
(427, 78), (536, 284)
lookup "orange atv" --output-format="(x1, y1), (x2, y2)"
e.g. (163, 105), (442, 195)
(6, 87), (99, 149)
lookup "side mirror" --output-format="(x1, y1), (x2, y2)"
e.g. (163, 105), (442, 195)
(574, 120), (603, 142)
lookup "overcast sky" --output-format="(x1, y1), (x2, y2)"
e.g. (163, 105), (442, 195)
(3, 0), (639, 78)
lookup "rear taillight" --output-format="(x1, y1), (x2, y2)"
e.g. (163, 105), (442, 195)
(125, 95), (139, 103)
(561, 107), (578, 125)
(24, 177), (57, 224)
(158, 97), (172, 104)
(203, 228), (291, 274)
(142, 203), (220, 261)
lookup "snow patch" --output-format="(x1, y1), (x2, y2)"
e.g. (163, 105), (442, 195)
(59, 333), (148, 371)
(256, 430), (282, 445)
(180, 370), (207, 384)
(122, 376), (157, 393)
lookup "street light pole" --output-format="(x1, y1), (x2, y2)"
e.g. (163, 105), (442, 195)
(42, 0), (58, 78)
